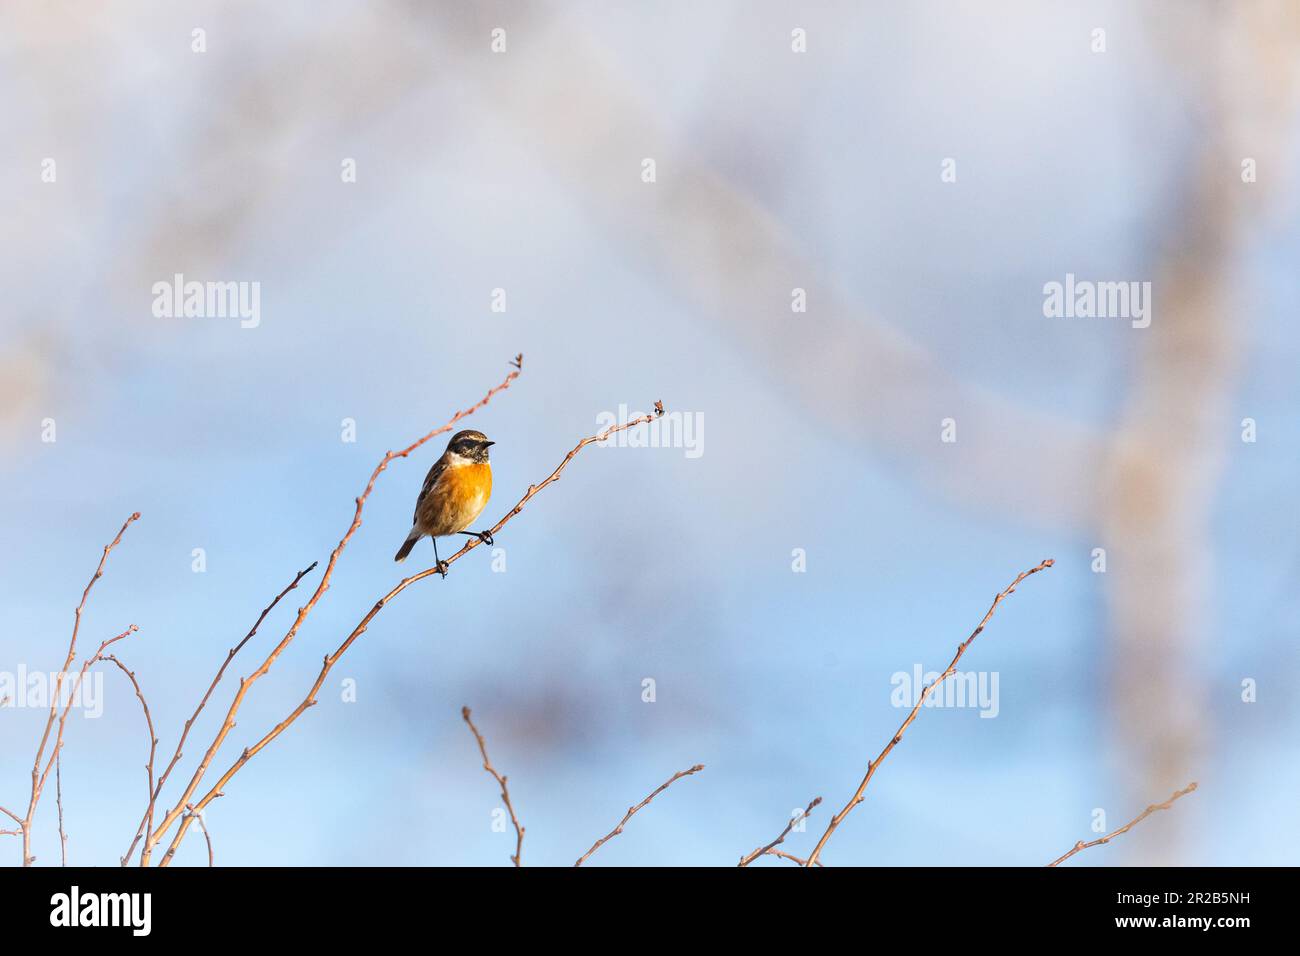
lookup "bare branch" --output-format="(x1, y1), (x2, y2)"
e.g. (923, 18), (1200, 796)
(141, 362), (520, 865)
(21, 513), (139, 866)
(185, 805), (214, 867)
(55, 752), (66, 866)
(766, 849), (823, 867)
(155, 394), (665, 865)
(1047, 782), (1198, 867)
(123, 561), (317, 866)
(21, 624), (138, 865)
(574, 763), (704, 867)
(805, 559), (1055, 866)
(101, 654), (159, 868)
(461, 706), (525, 866)
(738, 796), (822, 867)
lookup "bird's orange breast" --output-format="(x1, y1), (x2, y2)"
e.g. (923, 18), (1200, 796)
(420, 461), (493, 536)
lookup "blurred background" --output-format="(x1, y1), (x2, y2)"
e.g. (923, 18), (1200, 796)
(2, 0), (1298, 867)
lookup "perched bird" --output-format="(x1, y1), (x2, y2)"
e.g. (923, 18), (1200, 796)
(394, 429), (495, 574)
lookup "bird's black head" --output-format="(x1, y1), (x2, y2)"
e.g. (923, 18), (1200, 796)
(447, 429), (494, 463)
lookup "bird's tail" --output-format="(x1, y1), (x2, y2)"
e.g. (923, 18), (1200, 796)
(394, 530), (420, 563)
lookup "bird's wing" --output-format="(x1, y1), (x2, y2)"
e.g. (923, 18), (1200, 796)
(414, 455), (449, 523)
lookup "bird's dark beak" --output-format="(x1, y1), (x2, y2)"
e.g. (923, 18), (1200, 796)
(483, 441), (495, 448)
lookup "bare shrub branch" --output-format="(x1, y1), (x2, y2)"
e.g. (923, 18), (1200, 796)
(185, 805), (214, 867)
(767, 849), (822, 866)
(123, 561), (317, 866)
(461, 706), (524, 866)
(20, 623), (139, 865)
(574, 763), (704, 867)
(20, 513), (139, 866)
(99, 654), (159, 867)
(141, 363), (520, 865)
(1047, 781), (1198, 867)
(55, 753), (66, 866)
(155, 393), (665, 865)
(805, 559), (1055, 866)
(738, 796), (822, 867)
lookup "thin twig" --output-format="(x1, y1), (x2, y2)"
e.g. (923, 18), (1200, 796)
(805, 559), (1055, 866)
(185, 805), (214, 867)
(738, 796), (822, 867)
(157, 393), (667, 865)
(21, 624), (138, 865)
(461, 706), (525, 866)
(55, 753), (67, 866)
(1, 800), (22, 839)
(574, 763), (704, 867)
(1047, 781), (1198, 867)
(766, 849), (823, 867)
(21, 513), (138, 866)
(123, 562), (317, 866)
(101, 654), (158, 868)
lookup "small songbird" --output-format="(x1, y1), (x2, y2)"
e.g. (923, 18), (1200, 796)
(394, 429), (495, 574)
